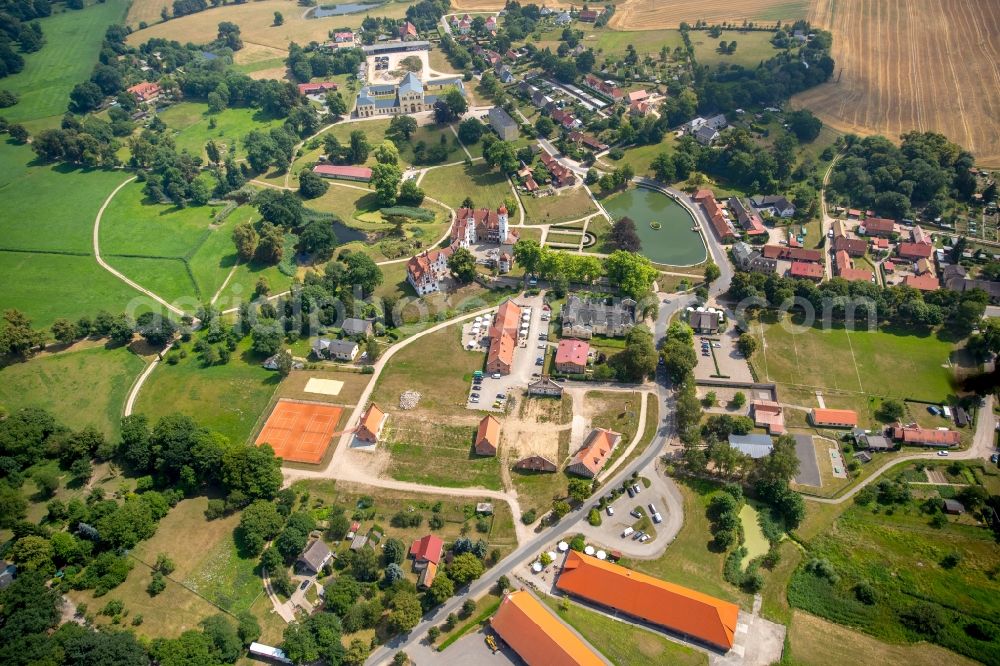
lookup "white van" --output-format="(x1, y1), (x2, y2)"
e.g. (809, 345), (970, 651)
(621, 527), (634, 538)
(941, 406), (952, 418)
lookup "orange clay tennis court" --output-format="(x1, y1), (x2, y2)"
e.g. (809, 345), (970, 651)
(255, 399), (343, 464)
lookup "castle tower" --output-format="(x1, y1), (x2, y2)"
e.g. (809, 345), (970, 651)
(497, 205), (509, 243)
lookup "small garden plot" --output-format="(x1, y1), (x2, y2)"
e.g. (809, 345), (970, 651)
(545, 231), (584, 246)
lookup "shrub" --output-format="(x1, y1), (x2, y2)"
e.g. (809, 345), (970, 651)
(147, 572), (166, 596)
(805, 558), (839, 584)
(854, 581), (877, 605)
(940, 552), (961, 569)
(899, 602), (945, 637)
(587, 509), (601, 526)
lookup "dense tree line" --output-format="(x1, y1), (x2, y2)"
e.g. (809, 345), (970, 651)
(404, 0), (448, 32)
(826, 131), (977, 219)
(0, 0), (51, 78)
(286, 42), (363, 84)
(728, 268), (988, 336)
(513, 240), (659, 300)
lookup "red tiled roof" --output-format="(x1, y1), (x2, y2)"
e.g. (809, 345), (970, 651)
(903, 273), (940, 291)
(694, 190), (735, 241)
(891, 425), (960, 446)
(491, 591), (605, 666)
(762, 245), (822, 262)
(862, 217), (895, 234)
(833, 236), (867, 256)
(556, 551), (740, 650)
(568, 428), (620, 477)
(834, 250), (873, 282)
(357, 403), (385, 442)
(790, 261), (823, 279)
(313, 164), (372, 181)
(898, 242), (933, 259)
(128, 81), (161, 101)
(475, 415), (500, 456)
(409, 534), (444, 564)
(555, 339), (589, 370)
(811, 408), (858, 427)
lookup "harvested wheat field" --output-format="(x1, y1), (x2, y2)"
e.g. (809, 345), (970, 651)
(127, 0), (409, 50)
(608, 0), (808, 30)
(794, 0), (1000, 166)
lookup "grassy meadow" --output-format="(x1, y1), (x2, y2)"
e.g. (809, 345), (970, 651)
(0, 345), (146, 437)
(133, 337), (279, 443)
(421, 162), (513, 210)
(521, 187), (598, 225)
(157, 103), (285, 161)
(787, 466), (1000, 664)
(0, 0), (129, 130)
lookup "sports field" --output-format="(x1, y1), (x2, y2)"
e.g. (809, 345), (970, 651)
(609, 0), (809, 30)
(255, 399), (343, 464)
(752, 313), (955, 402)
(795, 0), (1000, 166)
(0, 0), (129, 129)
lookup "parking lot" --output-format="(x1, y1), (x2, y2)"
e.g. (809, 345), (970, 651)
(693, 331), (754, 383)
(465, 293), (548, 412)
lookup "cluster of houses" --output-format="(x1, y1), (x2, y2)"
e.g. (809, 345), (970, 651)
(695, 189), (799, 246)
(310, 318), (376, 362)
(687, 114), (729, 145)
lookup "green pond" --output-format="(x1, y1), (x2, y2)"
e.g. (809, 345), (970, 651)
(739, 503), (770, 570)
(603, 186), (707, 266)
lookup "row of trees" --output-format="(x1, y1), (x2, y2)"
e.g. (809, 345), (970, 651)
(512, 240), (659, 300)
(728, 267), (989, 336)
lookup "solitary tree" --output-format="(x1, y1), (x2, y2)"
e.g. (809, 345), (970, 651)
(273, 11), (283, 25)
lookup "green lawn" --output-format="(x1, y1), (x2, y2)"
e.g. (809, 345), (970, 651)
(99, 182), (222, 257)
(387, 422), (503, 491)
(690, 30), (789, 70)
(99, 181), (257, 305)
(608, 136), (676, 179)
(0, 345), (146, 438)
(0, 251), (153, 327)
(421, 162), (512, 211)
(788, 477), (1000, 665)
(541, 594), (707, 666)
(622, 478), (749, 607)
(134, 337), (279, 443)
(522, 187), (598, 225)
(156, 103), (285, 161)
(0, 0), (129, 130)
(0, 143), (134, 253)
(752, 312), (956, 403)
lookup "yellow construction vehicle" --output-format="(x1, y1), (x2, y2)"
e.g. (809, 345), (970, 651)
(485, 634), (499, 653)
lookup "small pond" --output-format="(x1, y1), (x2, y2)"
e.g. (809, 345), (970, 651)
(332, 220), (367, 244)
(602, 186), (707, 266)
(310, 2), (385, 17)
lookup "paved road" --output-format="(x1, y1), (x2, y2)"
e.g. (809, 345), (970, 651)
(365, 176), (739, 666)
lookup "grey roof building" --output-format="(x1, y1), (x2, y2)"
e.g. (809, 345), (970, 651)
(527, 375), (563, 397)
(296, 539), (332, 574)
(689, 310), (721, 333)
(695, 125), (719, 145)
(751, 195), (796, 218)
(342, 318), (373, 337)
(728, 433), (774, 458)
(561, 294), (637, 339)
(312, 338), (359, 361)
(488, 106), (519, 141)
(862, 434), (893, 451)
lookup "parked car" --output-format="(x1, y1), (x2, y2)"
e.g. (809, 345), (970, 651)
(936, 450), (949, 457)
(470, 397), (479, 403)
(300, 580), (311, 591)
(652, 512), (663, 524)
(536, 357), (544, 365)
(632, 531), (644, 541)
(713, 343), (721, 348)
(648, 503), (657, 514)
(538, 333), (547, 340)
(606, 506), (615, 517)
(470, 393), (479, 398)
(639, 534), (651, 543)
(491, 373), (502, 379)
(626, 487), (635, 498)
(632, 484), (641, 494)
(630, 509), (642, 519)
(621, 527), (634, 538)
(497, 393), (506, 399)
